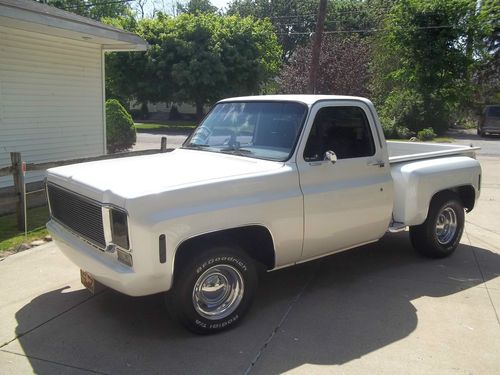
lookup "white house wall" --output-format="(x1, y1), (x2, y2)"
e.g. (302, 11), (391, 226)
(0, 25), (105, 187)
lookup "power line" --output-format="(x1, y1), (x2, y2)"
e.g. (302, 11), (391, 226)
(267, 6), (392, 20)
(276, 25), (455, 36)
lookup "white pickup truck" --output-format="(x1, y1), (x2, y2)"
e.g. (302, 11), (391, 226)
(46, 95), (481, 333)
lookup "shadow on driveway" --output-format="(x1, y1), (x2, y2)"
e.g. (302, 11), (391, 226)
(12, 233), (500, 374)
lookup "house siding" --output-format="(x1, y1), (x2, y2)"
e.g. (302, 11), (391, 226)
(0, 25), (105, 187)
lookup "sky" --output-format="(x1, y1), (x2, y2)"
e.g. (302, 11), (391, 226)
(141, 0), (232, 17)
(211, 0), (231, 10)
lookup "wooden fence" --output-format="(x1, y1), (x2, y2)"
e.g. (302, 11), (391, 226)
(0, 137), (170, 230)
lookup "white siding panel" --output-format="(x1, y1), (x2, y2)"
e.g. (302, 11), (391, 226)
(0, 26), (105, 187)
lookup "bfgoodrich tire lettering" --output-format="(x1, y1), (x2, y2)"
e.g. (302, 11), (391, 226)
(166, 245), (257, 334)
(409, 192), (465, 258)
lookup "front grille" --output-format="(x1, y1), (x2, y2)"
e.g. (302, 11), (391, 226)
(47, 183), (106, 248)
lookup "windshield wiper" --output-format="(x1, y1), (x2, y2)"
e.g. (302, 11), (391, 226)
(219, 147), (253, 156)
(183, 143), (211, 150)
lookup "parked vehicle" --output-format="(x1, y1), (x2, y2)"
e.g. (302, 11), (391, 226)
(478, 105), (500, 137)
(46, 95), (481, 334)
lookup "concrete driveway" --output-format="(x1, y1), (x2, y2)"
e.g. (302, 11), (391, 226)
(0, 155), (499, 374)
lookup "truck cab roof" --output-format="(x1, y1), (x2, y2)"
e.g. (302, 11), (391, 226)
(218, 94), (372, 106)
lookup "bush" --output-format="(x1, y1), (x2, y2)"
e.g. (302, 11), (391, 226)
(129, 102), (149, 121)
(417, 127), (437, 141)
(395, 126), (413, 139)
(379, 89), (450, 135)
(380, 116), (413, 139)
(169, 105), (181, 121)
(380, 116), (397, 138)
(106, 99), (136, 153)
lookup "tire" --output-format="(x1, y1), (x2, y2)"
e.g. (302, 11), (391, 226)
(166, 245), (257, 334)
(409, 192), (465, 258)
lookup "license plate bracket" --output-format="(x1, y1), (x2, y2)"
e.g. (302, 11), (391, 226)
(80, 270), (95, 294)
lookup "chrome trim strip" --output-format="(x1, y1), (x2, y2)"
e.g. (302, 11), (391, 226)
(102, 206), (113, 245)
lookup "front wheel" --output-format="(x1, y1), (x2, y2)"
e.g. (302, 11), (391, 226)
(166, 245), (257, 334)
(409, 192), (465, 258)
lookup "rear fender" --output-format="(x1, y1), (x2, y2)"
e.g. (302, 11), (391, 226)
(391, 156), (481, 226)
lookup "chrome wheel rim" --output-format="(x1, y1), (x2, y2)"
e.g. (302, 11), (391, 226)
(435, 206), (458, 245)
(192, 264), (244, 320)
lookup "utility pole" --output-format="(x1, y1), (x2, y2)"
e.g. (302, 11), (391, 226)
(308, 0), (328, 94)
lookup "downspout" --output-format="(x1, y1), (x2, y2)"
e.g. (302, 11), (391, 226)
(101, 46), (107, 154)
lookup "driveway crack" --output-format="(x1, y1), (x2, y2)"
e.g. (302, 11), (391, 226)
(0, 349), (108, 374)
(243, 262), (320, 375)
(0, 289), (105, 349)
(464, 229), (500, 326)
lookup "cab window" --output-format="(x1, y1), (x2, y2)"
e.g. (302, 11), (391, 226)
(304, 106), (376, 162)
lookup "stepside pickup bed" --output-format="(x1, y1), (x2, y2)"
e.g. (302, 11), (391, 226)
(46, 95), (481, 333)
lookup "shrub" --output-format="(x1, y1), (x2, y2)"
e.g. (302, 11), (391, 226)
(169, 105), (181, 121)
(130, 102), (149, 121)
(378, 88), (450, 135)
(106, 99), (136, 153)
(380, 116), (413, 139)
(417, 127), (437, 141)
(395, 126), (413, 139)
(380, 116), (396, 138)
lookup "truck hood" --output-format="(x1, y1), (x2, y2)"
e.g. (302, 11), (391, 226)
(47, 149), (285, 201)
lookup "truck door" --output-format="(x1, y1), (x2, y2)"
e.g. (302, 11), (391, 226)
(296, 100), (393, 261)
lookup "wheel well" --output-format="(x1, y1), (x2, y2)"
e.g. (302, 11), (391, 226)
(174, 225), (276, 274)
(434, 185), (476, 212)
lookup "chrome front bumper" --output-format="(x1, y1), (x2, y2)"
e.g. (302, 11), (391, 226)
(47, 220), (169, 296)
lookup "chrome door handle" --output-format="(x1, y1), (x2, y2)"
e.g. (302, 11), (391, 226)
(368, 160), (385, 168)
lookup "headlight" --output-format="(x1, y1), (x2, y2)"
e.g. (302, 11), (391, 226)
(110, 209), (129, 250)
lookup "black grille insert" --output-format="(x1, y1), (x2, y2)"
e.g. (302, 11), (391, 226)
(48, 184), (105, 248)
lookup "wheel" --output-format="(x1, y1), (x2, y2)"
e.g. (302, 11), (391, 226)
(409, 192), (465, 258)
(166, 245), (257, 334)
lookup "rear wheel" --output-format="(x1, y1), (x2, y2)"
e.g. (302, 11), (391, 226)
(409, 192), (465, 258)
(166, 245), (257, 334)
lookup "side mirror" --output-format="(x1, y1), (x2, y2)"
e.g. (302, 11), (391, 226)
(324, 150), (337, 164)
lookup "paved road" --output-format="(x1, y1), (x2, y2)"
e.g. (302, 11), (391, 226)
(133, 132), (189, 151)
(447, 129), (500, 156)
(0, 155), (499, 374)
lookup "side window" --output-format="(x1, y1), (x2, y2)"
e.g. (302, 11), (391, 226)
(304, 106), (376, 161)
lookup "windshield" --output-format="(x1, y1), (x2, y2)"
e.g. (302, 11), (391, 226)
(183, 101), (308, 161)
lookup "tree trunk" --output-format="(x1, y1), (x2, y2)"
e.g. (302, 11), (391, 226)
(195, 100), (204, 122)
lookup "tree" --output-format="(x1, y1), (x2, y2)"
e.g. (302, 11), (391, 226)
(177, 0), (218, 14)
(371, 0), (490, 133)
(473, 0), (500, 106)
(36, 0), (131, 20)
(105, 13), (282, 119)
(227, 0), (318, 61)
(104, 16), (161, 110)
(227, 0), (392, 61)
(278, 34), (371, 96)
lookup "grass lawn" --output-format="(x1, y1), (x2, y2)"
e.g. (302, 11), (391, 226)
(135, 121), (197, 133)
(0, 205), (49, 253)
